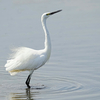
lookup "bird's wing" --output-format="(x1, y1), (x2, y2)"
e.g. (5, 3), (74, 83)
(5, 47), (40, 72)
(33, 55), (46, 70)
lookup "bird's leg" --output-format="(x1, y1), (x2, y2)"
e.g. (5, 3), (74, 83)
(26, 74), (31, 88)
(25, 70), (34, 88)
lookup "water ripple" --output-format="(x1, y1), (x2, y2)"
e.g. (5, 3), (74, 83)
(30, 76), (83, 95)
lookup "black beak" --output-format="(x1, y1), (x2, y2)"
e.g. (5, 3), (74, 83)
(49, 10), (62, 15)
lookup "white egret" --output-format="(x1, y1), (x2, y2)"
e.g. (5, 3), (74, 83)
(5, 10), (62, 88)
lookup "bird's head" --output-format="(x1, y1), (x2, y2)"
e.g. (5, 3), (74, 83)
(41, 10), (62, 21)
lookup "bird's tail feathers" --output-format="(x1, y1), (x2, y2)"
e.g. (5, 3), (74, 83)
(9, 71), (18, 76)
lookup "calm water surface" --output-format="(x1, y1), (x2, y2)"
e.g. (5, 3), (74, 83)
(0, 0), (100, 100)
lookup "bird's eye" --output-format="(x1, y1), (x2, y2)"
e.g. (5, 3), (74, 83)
(46, 13), (50, 15)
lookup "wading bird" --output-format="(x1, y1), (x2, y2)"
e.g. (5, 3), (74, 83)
(5, 10), (62, 88)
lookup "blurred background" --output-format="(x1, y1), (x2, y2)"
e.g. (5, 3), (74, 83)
(0, 0), (100, 100)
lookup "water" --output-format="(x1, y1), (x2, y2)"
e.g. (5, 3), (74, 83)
(0, 0), (100, 100)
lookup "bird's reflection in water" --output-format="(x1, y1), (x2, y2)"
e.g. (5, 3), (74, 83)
(26, 88), (34, 100)
(9, 88), (39, 100)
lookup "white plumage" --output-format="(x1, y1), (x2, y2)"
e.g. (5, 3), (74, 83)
(5, 47), (48, 75)
(4, 10), (62, 88)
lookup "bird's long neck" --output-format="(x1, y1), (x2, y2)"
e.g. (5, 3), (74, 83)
(41, 18), (51, 59)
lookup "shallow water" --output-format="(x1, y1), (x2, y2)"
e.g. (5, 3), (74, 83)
(0, 0), (100, 100)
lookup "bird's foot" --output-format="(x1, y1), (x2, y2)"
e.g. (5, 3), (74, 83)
(26, 81), (31, 88)
(27, 85), (31, 88)
(26, 82), (30, 88)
